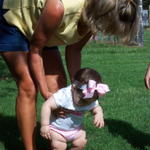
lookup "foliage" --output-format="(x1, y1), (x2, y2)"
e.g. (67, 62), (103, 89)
(143, 0), (150, 9)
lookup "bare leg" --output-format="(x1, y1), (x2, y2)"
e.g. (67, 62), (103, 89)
(50, 130), (67, 150)
(2, 51), (37, 150)
(65, 33), (92, 82)
(65, 46), (81, 82)
(42, 48), (67, 93)
(71, 130), (87, 150)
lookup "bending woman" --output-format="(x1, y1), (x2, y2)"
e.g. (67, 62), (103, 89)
(0, 0), (139, 150)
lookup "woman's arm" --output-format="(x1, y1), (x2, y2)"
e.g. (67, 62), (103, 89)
(65, 32), (92, 82)
(144, 63), (150, 89)
(29, 0), (64, 99)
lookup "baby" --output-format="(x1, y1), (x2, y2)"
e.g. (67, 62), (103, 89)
(40, 68), (110, 150)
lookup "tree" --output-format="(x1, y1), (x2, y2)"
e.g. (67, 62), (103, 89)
(143, 0), (150, 9)
(135, 0), (144, 46)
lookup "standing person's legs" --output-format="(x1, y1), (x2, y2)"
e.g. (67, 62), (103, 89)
(0, 1), (37, 147)
(1, 51), (37, 150)
(42, 47), (67, 93)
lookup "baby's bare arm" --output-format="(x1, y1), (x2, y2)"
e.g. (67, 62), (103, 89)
(40, 96), (58, 139)
(92, 105), (104, 128)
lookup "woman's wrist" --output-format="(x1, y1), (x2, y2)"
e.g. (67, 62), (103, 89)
(40, 86), (52, 100)
(41, 124), (49, 127)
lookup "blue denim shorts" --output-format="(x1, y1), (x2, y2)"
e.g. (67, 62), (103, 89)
(0, 0), (57, 52)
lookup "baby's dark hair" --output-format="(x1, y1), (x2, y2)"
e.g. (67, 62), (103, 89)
(74, 68), (102, 84)
(73, 68), (102, 99)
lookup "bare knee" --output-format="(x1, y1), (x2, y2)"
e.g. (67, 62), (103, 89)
(72, 130), (87, 150)
(51, 140), (67, 150)
(72, 138), (87, 150)
(80, 138), (87, 147)
(17, 78), (37, 100)
(46, 75), (67, 93)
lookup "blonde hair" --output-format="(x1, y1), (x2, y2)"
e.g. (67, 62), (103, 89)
(82, 0), (139, 41)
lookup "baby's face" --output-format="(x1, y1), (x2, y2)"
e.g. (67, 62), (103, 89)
(73, 96), (97, 107)
(72, 85), (98, 106)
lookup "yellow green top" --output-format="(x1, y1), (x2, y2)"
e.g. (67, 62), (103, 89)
(3, 0), (86, 46)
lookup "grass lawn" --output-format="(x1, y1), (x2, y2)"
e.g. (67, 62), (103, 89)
(0, 30), (150, 150)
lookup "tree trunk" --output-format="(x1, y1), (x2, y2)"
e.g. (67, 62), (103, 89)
(135, 0), (144, 46)
(149, 5), (150, 25)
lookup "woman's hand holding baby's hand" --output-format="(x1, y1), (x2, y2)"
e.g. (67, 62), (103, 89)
(40, 125), (51, 139)
(93, 114), (104, 128)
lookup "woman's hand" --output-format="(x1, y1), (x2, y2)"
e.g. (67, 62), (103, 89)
(42, 91), (53, 100)
(40, 125), (51, 140)
(144, 64), (150, 89)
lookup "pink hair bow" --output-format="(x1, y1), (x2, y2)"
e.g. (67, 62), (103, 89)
(82, 80), (110, 99)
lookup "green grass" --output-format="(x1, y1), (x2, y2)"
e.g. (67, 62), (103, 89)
(1, 31), (150, 150)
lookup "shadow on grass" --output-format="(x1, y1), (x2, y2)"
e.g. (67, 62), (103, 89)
(0, 86), (17, 98)
(106, 119), (150, 150)
(0, 114), (49, 150)
(0, 114), (23, 150)
(1, 116), (150, 150)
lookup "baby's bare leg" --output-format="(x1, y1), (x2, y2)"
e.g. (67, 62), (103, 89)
(50, 130), (67, 150)
(71, 129), (87, 150)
